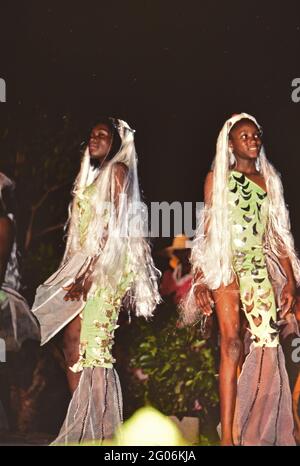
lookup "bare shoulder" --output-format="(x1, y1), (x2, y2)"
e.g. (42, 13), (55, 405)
(112, 162), (128, 181)
(204, 171), (213, 187)
(112, 163), (129, 193)
(113, 162), (128, 174)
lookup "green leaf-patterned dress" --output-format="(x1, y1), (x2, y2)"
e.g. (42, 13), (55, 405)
(228, 170), (278, 347)
(228, 171), (295, 446)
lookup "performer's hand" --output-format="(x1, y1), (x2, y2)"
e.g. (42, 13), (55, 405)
(280, 281), (296, 318)
(63, 276), (92, 302)
(194, 282), (214, 316)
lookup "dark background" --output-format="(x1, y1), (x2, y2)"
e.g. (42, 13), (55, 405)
(1, 0), (300, 277)
(0, 0), (300, 441)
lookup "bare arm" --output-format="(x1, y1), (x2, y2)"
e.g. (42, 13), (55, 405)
(204, 171), (213, 210)
(193, 171), (214, 315)
(277, 255), (296, 316)
(112, 162), (128, 210)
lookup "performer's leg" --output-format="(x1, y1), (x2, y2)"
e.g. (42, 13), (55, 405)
(212, 279), (241, 446)
(63, 315), (81, 394)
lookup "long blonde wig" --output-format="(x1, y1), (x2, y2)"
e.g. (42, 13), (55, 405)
(62, 118), (161, 318)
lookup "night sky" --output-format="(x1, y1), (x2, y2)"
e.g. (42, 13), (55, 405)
(1, 1), (300, 248)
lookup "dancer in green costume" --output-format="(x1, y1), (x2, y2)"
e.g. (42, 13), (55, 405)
(183, 113), (299, 445)
(32, 118), (160, 444)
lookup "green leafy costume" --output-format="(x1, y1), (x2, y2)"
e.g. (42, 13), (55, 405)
(229, 170), (278, 347)
(73, 184), (134, 372)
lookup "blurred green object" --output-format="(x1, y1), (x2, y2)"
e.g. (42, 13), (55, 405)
(107, 406), (189, 446)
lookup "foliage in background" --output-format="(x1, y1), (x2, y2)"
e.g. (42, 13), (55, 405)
(124, 306), (219, 427)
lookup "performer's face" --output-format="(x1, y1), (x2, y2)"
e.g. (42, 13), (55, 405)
(88, 123), (113, 160)
(229, 120), (262, 161)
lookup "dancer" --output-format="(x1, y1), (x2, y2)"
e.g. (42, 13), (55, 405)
(183, 113), (299, 445)
(32, 117), (160, 444)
